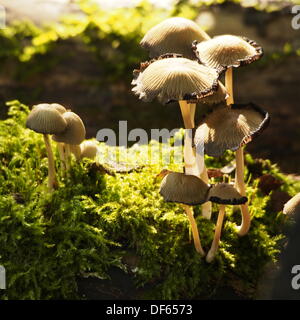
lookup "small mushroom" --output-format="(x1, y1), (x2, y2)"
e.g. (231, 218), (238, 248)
(140, 17), (210, 59)
(206, 183), (248, 263)
(26, 104), (67, 190)
(52, 111), (86, 170)
(283, 193), (300, 216)
(158, 170), (210, 206)
(208, 183), (248, 205)
(157, 170), (210, 256)
(80, 140), (99, 160)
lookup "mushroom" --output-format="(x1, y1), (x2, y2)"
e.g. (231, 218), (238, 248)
(52, 111), (86, 170)
(157, 169), (210, 256)
(140, 17), (210, 59)
(192, 35), (263, 105)
(132, 54), (225, 171)
(69, 140), (99, 162)
(206, 183), (248, 263)
(80, 140), (99, 160)
(158, 170), (210, 206)
(45, 103), (68, 170)
(283, 193), (300, 216)
(194, 102), (269, 234)
(132, 54), (226, 220)
(26, 104), (67, 190)
(192, 35), (264, 235)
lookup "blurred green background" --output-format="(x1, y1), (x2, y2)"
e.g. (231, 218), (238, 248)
(0, 0), (300, 173)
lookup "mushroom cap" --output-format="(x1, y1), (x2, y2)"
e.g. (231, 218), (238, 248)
(159, 171), (210, 205)
(208, 183), (248, 205)
(200, 81), (228, 105)
(283, 193), (300, 216)
(192, 35), (263, 69)
(132, 55), (223, 104)
(52, 111), (86, 145)
(26, 104), (67, 134)
(49, 103), (67, 114)
(194, 102), (270, 157)
(141, 17), (210, 59)
(80, 140), (98, 159)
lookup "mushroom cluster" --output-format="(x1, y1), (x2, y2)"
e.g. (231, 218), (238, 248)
(132, 17), (270, 261)
(26, 103), (87, 191)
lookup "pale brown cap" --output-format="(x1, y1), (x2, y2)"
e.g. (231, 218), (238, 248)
(192, 35), (263, 70)
(141, 17), (210, 59)
(194, 102), (270, 157)
(132, 55), (223, 104)
(49, 103), (67, 114)
(26, 104), (67, 134)
(208, 183), (248, 205)
(80, 140), (98, 159)
(159, 171), (210, 205)
(283, 193), (300, 216)
(52, 111), (86, 145)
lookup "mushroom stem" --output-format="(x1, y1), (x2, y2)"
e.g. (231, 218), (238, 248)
(183, 204), (205, 256)
(200, 167), (212, 220)
(64, 143), (71, 172)
(225, 67), (234, 106)
(179, 100), (194, 129)
(70, 144), (81, 162)
(206, 205), (226, 263)
(225, 68), (250, 235)
(235, 147), (251, 236)
(57, 142), (66, 172)
(43, 134), (58, 191)
(179, 100), (197, 175)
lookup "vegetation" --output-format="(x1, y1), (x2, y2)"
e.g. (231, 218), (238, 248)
(0, 100), (299, 299)
(0, 0), (299, 105)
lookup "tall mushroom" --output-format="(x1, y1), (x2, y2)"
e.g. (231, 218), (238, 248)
(192, 35), (264, 235)
(194, 102), (270, 234)
(132, 54), (226, 223)
(52, 111), (86, 170)
(26, 104), (67, 190)
(140, 17), (210, 59)
(132, 54), (225, 172)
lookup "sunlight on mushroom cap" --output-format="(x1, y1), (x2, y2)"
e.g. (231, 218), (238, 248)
(52, 111), (86, 145)
(159, 171), (210, 205)
(208, 183), (248, 205)
(193, 35), (263, 69)
(49, 103), (67, 114)
(80, 140), (99, 159)
(26, 104), (67, 134)
(132, 57), (220, 104)
(194, 102), (269, 157)
(141, 17), (210, 59)
(283, 193), (300, 216)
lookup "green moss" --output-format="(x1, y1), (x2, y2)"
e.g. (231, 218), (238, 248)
(0, 100), (299, 300)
